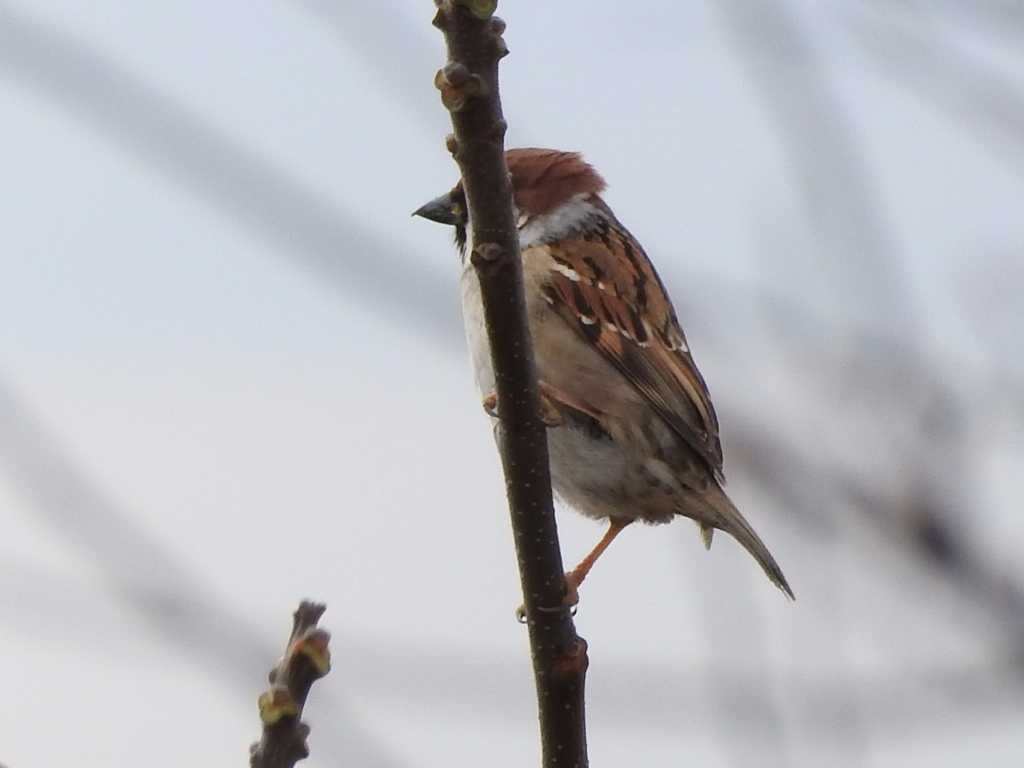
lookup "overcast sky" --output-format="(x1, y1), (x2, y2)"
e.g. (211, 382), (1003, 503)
(2, 2), (1023, 767)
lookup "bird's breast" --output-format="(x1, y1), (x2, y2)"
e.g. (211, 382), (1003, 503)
(458, 244), (567, 395)
(459, 264), (494, 397)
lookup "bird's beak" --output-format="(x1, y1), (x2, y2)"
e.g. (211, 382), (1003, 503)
(412, 192), (462, 226)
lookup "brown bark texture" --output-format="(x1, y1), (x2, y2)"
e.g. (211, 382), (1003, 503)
(432, 2), (589, 765)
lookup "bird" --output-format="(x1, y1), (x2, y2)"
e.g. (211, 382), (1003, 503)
(414, 148), (793, 605)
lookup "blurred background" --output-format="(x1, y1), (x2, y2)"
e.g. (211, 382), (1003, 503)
(2, 1), (1022, 766)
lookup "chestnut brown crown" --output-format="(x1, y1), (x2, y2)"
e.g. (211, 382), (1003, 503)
(504, 148), (606, 217)
(413, 148), (606, 235)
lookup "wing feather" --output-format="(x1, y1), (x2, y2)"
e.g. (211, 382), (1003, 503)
(540, 216), (724, 477)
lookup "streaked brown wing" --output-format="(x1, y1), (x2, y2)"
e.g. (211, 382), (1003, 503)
(540, 219), (724, 477)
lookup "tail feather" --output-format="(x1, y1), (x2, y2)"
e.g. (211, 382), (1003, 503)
(698, 522), (714, 550)
(703, 486), (794, 600)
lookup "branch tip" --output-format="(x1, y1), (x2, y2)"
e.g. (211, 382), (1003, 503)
(453, 0), (497, 20)
(292, 601), (326, 630)
(290, 628), (332, 677)
(250, 601), (330, 768)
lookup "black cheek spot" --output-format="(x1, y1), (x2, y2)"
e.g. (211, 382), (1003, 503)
(455, 225), (468, 256)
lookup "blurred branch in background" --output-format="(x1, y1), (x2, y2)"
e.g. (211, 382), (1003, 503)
(844, 2), (1024, 176)
(0, 374), (402, 768)
(0, 1), (457, 342)
(5, 562), (1022, 739)
(293, 0), (442, 128)
(707, 287), (1024, 646)
(292, 0), (538, 146)
(2, 1), (1024, 763)
(933, 0), (1024, 42)
(716, 0), (915, 341)
(704, 7), (1024, 759)
(716, 0), (1024, 647)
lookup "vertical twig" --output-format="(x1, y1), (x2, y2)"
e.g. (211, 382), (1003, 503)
(250, 601), (332, 768)
(431, 1), (589, 765)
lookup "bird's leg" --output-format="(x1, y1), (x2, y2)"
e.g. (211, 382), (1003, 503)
(563, 518), (633, 607)
(537, 380), (602, 423)
(536, 393), (563, 427)
(481, 384), (565, 428)
(482, 380), (602, 427)
(515, 519), (633, 623)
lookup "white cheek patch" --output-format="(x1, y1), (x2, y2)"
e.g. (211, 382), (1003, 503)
(518, 194), (600, 249)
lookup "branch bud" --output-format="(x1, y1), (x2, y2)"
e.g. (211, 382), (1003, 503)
(435, 65), (488, 112)
(258, 685), (298, 725)
(453, 0), (497, 19)
(438, 62), (471, 88)
(471, 242), (505, 271)
(290, 628), (332, 677)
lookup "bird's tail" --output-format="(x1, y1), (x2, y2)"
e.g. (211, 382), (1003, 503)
(701, 485), (794, 600)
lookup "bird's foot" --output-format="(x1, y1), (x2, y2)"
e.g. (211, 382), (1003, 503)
(563, 569), (583, 609)
(538, 393), (564, 427)
(482, 391), (499, 418)
(514, 572), (581, 623)
(481, 389), (563, 428)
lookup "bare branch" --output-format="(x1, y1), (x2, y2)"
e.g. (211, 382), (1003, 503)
(250, 601), (332, 768)
(0, 5), (457, 341)
(431, 2), (588, 765)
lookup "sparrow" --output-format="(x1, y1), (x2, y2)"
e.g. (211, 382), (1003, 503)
(415, 148), (793, 603)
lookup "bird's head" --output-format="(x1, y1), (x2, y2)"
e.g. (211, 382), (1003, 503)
(413, 148), (607, 256)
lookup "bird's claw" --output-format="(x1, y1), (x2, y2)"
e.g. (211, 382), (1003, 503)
(514, 602), (578, 624)
(514, 573), (581, 623)
(482, 392), (499, 418)
(481, 390), (563, 428)
(538, 394), (563, 428)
